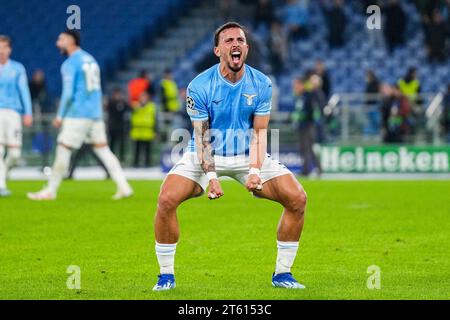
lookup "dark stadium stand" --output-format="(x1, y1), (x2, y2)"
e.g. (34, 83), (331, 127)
(2, 0), (448, 109)
(173, 0), (450, 112)
(1, 0), (448, 165)
(0, 0), (199, 95)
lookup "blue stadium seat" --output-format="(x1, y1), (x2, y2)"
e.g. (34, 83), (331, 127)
(0, 0), (193, 96)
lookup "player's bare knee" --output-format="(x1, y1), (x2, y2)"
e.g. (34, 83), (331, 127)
(157, 191), (180, 214)
(285, 189), (307, 217)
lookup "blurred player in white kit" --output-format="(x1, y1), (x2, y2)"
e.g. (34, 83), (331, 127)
(0, 35), (33, 197)
(28, 30), (132, 201)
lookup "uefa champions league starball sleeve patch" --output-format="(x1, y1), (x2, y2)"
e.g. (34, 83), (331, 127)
(186, 96), (199, 116)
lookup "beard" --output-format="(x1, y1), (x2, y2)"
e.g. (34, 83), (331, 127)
(60, 48), (69, 57)
(227, 61), (244, 73)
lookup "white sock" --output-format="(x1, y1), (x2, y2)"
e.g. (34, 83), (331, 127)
(5, 147), (21, 172)
(0, 146), (6, 189)
(93, 146), (131, 193)
(275, 240), (299, 275)
(47, 145), (72, 194)
(155, 242), (177, 275)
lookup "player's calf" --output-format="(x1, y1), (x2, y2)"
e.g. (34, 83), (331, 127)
(0, 145), (7, 193)
(5, 147), (21, 172)
(92, 146), (133, 199)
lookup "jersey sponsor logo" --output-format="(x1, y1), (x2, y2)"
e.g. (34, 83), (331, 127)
(243, 94), (257, 106)
(186, 96), (198, 115)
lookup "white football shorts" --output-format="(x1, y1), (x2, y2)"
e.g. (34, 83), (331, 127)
(0, 109), (22, 147)
(168, 152), (293, 191)
(57, 118), (107, 149)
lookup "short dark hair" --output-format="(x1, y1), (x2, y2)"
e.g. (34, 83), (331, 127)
(214, 22), (246, 47)
(62, 29), (81, 46)
(0, 35), (11, 46)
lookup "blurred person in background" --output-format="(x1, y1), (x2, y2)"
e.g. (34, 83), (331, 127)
(130, 91), (157, 168)
(106, 87), (130, 163)
(384, 0), (407, 52)
(28, 30), (132, 200)
(425, 9), (449, 63)
(268, 20), (288, 74)
(283, 0), (310, 42)
(398, 68), (421, 98)
(415, 0), (446, 24)
(442, 84), (450, 143)
(292, 74), (323, 177)
(365, 70), (381, 104)
(160, 68), (180, 113)
(396, 84), (416, 140)
(128, 69), (155, 106)
(314, 60), (331, 99)
(0, 35), (33, 197)
(380, 84), (397, 143)
(29, 69), (53, 168)
(67, 143), (110, 179)
(446, 0), (450, 27)
(398, 67), (422, 111)
(218, 0), (238, 21)
(323, 0), (348, 48)
(160, 68), (186, 141)
(253, 0), (275, 32)
(380, 84), (404, 143)
(365, 70), (381, 134)
(29, 69), (50, 115)
(381, 84), (415, 143)
(68, 95), (110, 180)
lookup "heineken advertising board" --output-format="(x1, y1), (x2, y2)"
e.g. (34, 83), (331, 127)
(321, 146), (450, 173)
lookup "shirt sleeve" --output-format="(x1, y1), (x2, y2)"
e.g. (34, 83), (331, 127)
(255, 78), (272, 116)
(17, 65), (32, 116)
(57, 62), (76, 119)
(186, 83), (209, 121)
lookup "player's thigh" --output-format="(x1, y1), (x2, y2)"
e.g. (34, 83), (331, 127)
(168, 152), (208, 192)
(86, 121), (108, 147)
(255, 173), (306, 207)
(57, 119), (92, 149)
(3, 110), (22, 147)
(158, 174), (203, 209)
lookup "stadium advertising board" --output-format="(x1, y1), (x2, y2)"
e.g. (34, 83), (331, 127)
(321, 146), (450, 173)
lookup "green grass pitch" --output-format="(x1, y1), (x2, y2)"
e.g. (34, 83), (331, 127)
(0, 180), (449, 300)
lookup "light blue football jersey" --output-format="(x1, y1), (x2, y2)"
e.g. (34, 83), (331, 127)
(186, 64), (272, 156)
(57, 49), (102, 120)
(0, 59), (32, 115)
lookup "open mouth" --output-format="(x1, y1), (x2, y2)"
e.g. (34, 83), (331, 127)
(231, 51), (241, 64)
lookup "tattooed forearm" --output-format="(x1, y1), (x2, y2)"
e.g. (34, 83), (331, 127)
(193, 120), (216, 173)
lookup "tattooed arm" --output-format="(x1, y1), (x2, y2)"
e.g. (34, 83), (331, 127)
(193, 119), (224, 199)
(193, 119), (216, 174)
